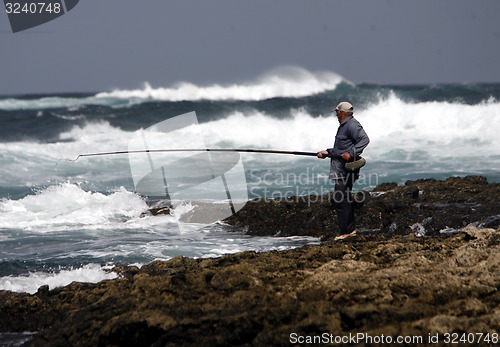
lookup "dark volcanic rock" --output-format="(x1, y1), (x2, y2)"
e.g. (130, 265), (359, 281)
(224, 196), (337, 237)
(225, 176), (500, 238)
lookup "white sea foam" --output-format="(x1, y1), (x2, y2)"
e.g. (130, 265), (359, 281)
(167, 97), (500, 162)
(1, 94), (499, 191)
(0, 183), (149, 232)
(0, 121), (135, 189)
(0, 95), (139, 111)
(359, 93), (500, 159)
(0, 264), (118, 294)
(0, 96), (93, 111)
(95, 66), (344, 102)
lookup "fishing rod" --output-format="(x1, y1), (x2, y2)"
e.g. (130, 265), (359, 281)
(70, 148), (335, 161)
(69, 149), (368, 170)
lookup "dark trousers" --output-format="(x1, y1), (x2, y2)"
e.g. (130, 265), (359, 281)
(332, 172), (358, 234)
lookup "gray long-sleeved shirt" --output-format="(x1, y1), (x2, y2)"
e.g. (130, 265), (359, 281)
(327, 116), (370, 179)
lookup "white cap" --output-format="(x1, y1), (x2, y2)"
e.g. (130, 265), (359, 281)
(334, 101), (354, 114)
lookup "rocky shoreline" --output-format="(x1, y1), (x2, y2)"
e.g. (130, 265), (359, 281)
(225, 175), (500, 237)
(1, 176), (499, 346)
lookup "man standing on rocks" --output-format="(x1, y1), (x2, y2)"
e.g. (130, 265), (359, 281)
(317, 101), (370, 240)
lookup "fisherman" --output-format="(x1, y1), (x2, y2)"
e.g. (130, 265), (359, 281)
(317, 101), (370, 240)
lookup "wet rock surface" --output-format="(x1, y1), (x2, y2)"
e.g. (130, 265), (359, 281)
(0, 177), (499, 346)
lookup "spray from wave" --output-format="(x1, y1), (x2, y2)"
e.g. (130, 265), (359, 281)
(0, 66), (344, 110)
(0, 264), (118, 294)
(0, 183), (149, 232)
(359, 93), (500, 160)
(95, 66), (345, 102)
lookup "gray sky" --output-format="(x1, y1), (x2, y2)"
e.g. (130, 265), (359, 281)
(1, 0), (500, 95)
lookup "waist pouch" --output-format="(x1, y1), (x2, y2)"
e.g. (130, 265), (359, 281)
(345, 156), (366, 171)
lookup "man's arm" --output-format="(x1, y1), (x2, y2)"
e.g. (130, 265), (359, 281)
(350, 123), (370, 157)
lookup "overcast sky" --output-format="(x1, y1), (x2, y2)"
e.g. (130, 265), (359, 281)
(1, 0), (500, 95)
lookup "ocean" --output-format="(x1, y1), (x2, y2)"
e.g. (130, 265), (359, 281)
(1, 67), (499, 294)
